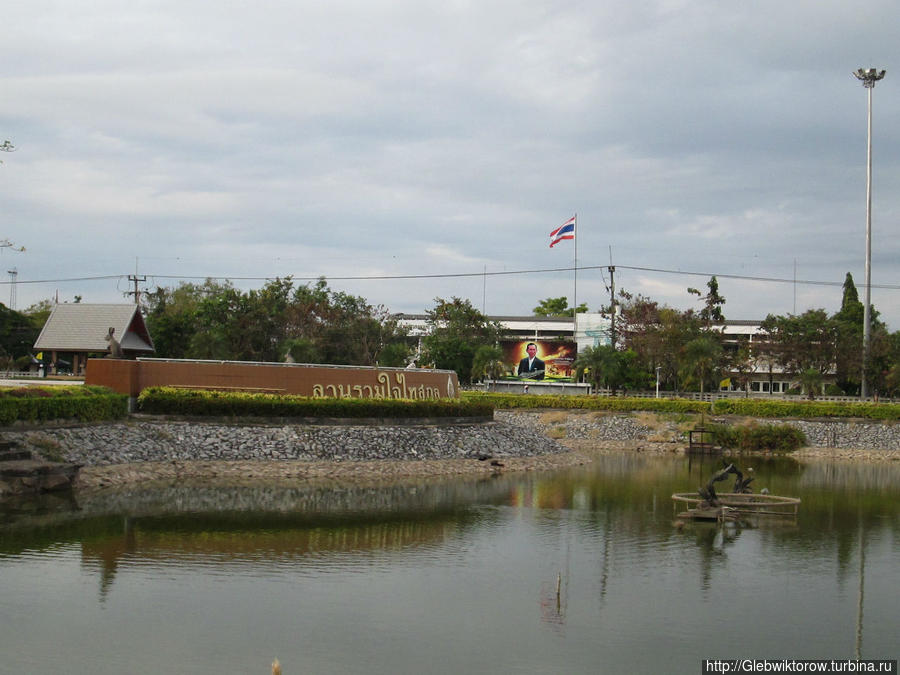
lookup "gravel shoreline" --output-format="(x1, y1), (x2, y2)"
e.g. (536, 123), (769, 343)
(73, 440), (898, 490)
(5, 410), (898, 491)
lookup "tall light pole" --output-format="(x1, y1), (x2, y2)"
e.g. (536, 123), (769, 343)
(854, 67), (885, 400)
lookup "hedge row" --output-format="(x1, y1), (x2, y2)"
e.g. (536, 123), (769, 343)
(136, 387), (495, 419)
(711, 398), (900, 420)
(0, 386), (128, 426)
(461, 392), (712, 413)
(705, 422), (807, 452)
(463, 391), (900, 420)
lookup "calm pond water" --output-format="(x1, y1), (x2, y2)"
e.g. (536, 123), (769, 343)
(1, 454), (898, 675)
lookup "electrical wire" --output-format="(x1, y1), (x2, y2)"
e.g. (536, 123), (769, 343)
(1, 265), (899, 289)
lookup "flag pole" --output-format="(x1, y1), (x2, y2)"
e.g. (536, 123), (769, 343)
(573, 213), (577, 341)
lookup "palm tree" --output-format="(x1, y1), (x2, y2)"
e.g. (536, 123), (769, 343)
(799, 368), (823, 400)
(575, 345), (623, 394)
(681, 336), (723, 395)
(471, 345), (507, 389)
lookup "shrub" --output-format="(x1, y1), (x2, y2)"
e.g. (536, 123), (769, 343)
(461, 391), (712, 414)
(137, 387), (494, 419)
(0, 386), (128, 426)
(712, 397), (900, 420)
(706, 422), (806, 452)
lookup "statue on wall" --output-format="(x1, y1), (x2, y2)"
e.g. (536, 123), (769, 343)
(105, 327), (124, 358)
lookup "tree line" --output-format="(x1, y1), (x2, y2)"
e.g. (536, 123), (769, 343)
(576, 274), (900, 397)
(3, 272), (900, 396)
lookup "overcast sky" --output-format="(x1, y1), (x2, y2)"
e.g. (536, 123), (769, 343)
(2, 1), (900, 329)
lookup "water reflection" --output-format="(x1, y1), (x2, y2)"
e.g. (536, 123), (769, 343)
(2, 455), (899, 674)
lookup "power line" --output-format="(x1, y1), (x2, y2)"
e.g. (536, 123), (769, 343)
(144, 265), (899, 290)
(0, 274), (123, 285)
(0, 264), (898, 289)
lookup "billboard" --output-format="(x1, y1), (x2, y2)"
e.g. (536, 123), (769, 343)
(501, 340), (577, 380)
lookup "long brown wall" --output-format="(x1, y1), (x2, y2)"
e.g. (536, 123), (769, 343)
(85, 358), (460, 399)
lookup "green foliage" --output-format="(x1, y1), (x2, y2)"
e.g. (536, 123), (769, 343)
(421, 297), (503, 384)
(532, 297), (588, 317)
(471, 345), (507, 383)
(614, 290), (705, 392)
(798, 367), (823, 399)
(0, 303), (40, 361)
(137, 387), (492, 419)
(377, 342), (412, 368)
(574, 345), (647, 392)
(712, 397), (900, 420)
(759, 309), (837, 376)
(687, 275), (726, 327)
(706, 422), (806, 452)
(680, 335), (724, 394)
(0, 386), (128, 426)
(143, 277), (407, 366)
(461, 391), (711, 413)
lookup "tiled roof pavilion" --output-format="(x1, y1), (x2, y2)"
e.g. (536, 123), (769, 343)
(33, 303), (154, 374)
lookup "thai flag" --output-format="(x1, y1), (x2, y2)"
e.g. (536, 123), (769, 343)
(549, 216), (575, 248)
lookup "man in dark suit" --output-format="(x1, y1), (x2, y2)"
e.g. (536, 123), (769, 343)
(517, 342), (545, 380)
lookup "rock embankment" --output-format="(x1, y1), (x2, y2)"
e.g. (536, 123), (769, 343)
(4, 417), (565, 466)
(2, 409), (899, 490)
(496, 410), (900, 461)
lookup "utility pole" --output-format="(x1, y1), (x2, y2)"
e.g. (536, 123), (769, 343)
(608, 265), (616, 348)
(854, 67), (886, 400)
(126, 257), (147, 305)
(127, 274), (147, 305)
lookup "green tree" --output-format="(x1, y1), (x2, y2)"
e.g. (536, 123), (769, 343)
(22, 299), (54, 330)
(832, 273), (865, 394)
(145, 277), (406, 366)
(0, 303), (39, 362)
(377, 341), (412, 367)
(615, 290), (704, 392)
(760, 309), (837, 377)
(574, 345), (643, 394)
(471, 345), (507, 387)
(282, 278), (406, 366)
(144, 279), (231, 359)
(680, 335), (724, 394)
(798, 368), (823, 400)
(533, 296), (588, 317)
(421, 297), (503, 384)
(687, 275), (726, 328)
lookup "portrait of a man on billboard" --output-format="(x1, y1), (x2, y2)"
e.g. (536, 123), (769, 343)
(517, 342), (545, 380)
(503, 340), (576, 380)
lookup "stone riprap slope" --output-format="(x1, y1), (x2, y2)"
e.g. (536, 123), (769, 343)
(2, 417), (567, 467)
(3, 410), (899, 483)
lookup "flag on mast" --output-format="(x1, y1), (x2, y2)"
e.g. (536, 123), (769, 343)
(549, 216), (575, 248)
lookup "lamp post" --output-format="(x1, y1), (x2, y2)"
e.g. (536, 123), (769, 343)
(854, 67), (885, 400)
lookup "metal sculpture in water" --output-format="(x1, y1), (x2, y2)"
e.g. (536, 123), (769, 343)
(698, 462), (754, 508)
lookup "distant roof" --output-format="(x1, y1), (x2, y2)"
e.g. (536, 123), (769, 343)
(33, 303), (155, 353)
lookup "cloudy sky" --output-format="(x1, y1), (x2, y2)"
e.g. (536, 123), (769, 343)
(2, 1), (899, 328)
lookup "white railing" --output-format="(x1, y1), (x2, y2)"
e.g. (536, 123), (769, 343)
(464, 383), (894, 404)
(0, 370), (36, 379)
